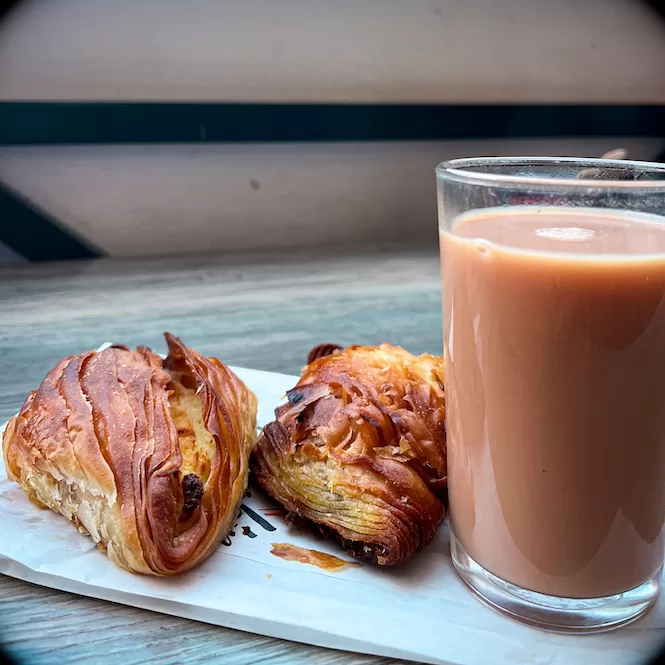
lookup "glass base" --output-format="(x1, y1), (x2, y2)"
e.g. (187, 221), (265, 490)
(450, 530), (661, 633)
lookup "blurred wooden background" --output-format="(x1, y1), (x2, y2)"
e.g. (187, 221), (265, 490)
(0, 0), (663, 263)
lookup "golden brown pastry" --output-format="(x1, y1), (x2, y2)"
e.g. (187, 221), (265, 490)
(252, 343), (446, 565)
(2, 333), (257, 575)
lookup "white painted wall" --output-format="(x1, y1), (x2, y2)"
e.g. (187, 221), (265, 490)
(1, 138), (662, 258)
(0, 0), (663, 103)
(1, 1), (663, 261)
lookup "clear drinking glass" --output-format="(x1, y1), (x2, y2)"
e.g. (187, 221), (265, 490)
(437, 157), (665, 632)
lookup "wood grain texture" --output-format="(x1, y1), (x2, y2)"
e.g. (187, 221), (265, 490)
(0, 248), (441, 665)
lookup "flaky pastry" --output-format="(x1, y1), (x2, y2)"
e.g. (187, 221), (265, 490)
(252, 343), (446, 565)
(2, 333), (257, 575)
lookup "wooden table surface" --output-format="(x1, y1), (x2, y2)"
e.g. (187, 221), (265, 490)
(0, 247), (443, 665)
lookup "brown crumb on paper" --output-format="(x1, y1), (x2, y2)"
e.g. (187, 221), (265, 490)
(270, 543), (359, 571)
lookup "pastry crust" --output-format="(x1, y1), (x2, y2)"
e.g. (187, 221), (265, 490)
(252, 343), (446, 565)
(2, 333), (257, 575)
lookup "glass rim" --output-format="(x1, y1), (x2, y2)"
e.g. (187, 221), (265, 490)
(436, 156), (665, 190)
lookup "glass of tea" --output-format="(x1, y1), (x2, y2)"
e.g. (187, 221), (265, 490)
(437, 157), (665, 632)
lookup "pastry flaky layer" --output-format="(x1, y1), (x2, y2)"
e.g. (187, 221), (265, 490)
(2, 333), (257, 575)
(252, 343), (447, 566)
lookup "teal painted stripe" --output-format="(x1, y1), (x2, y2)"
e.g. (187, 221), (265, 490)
(0, 182), (102, 261)
(0, 103), (663, 145)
